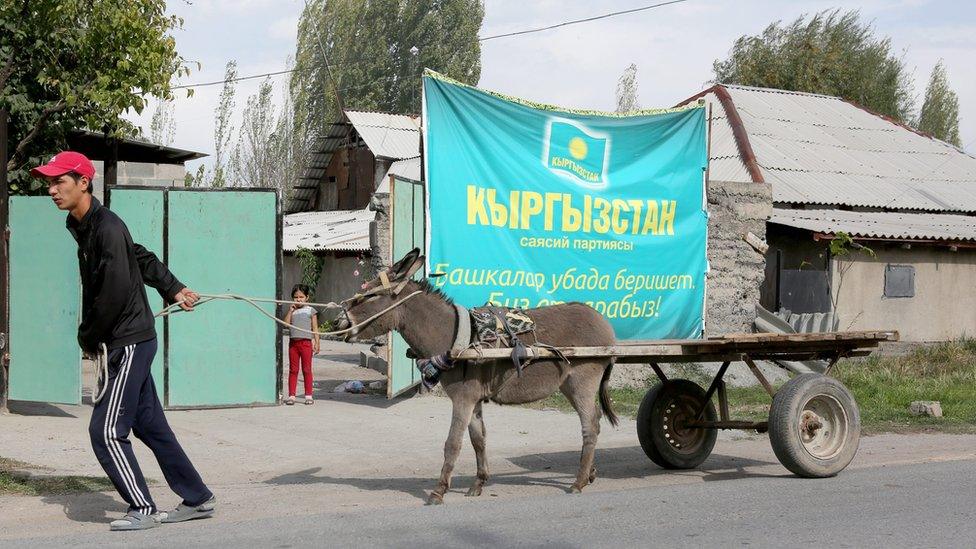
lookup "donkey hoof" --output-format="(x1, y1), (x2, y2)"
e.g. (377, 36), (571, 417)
(589, 467), (597, 483)
(426, 493), (445, 505)
(465, 486), (483, 497)
(569, 485), (583, 494)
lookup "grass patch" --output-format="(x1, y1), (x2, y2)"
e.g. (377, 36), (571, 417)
(526, 339), (976, 434)
(0, 457), (115, 496)
(831, 339), (976, 434)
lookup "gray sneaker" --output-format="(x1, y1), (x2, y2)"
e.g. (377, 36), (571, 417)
(110, 511), (163, 531)
(160, 495), (217, 523)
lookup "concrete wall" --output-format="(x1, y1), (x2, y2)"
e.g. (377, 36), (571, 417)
(92, 160), (187, 203)
(282, 253), (365, 322)
(704, 180), (773, 336)
(369, 191), (392, 273)
(832, 244), (976, 341)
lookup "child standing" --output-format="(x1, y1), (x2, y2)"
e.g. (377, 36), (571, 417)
(283, 284), (320, 405)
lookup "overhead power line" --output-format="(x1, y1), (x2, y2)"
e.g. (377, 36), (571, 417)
(170, 68), (296, 90)
(167, 0), (691, 91)
(479, 0), (689, 41)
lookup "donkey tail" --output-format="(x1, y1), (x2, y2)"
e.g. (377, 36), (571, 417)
(599, 360), (619, 427)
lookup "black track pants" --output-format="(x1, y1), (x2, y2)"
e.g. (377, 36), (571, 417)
(88, 338), (212, 514)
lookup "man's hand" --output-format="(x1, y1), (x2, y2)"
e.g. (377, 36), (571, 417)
(174, 288), (200, 312)
(313, 341), (321, 355)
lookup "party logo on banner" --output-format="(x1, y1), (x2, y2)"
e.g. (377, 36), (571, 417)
(542, 119), (611, 189)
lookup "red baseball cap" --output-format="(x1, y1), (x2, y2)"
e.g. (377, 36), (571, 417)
(30, 151), (96, 180)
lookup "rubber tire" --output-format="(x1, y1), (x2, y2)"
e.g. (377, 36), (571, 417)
(769, 373), (860, 478)
(636, 379), (718, 470)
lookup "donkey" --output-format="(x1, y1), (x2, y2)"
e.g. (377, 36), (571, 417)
(336, 248), (618, 504)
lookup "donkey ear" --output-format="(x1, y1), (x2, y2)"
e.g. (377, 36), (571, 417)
(391, 248), (421, 278)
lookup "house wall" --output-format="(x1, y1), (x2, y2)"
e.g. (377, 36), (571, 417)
(832, 244), (976, 341)
(316, 146), (378, 211)
(337, 147), (376, 210)
(316, 150), (345, 211)
(282, 253), (365, 322)
(705, 180), (773, 336)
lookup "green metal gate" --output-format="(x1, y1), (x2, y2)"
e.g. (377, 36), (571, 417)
(8, 197), (81, 404)
(107, 188), (165, 400)
(8, 188), (280, 409)
(165, 189), (279, 407)
(107, 187), (280, 408)
(387, 175), (425, 397)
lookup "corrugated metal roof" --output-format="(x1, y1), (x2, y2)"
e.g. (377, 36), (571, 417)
(345, 110), (420, 160)
(696, 84), (976, 212)
(769, 208), (976, 242)
(699, 94), (752, 183)
(388, 156), (421, 181)
(283, 209), (374, 252)
(376, 156), (423, 194)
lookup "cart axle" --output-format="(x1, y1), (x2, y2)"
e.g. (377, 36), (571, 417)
(682, 420), (769, 433)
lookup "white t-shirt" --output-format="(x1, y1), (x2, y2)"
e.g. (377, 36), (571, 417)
(289, 305), (316, 340)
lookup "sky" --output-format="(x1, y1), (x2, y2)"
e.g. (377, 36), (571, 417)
(125, 0), (976, 174)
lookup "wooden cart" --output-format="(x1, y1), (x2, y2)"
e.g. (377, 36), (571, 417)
(453, 330), (899, 478)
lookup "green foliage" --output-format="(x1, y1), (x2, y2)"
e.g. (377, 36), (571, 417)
(210, 60), (238, 188)
(296, 247), (325, 297)
(235, 78), (278, 188)
(184, 164), (205, 187)
(290, 0), (484, 182)
(916, 60), (962, 147)
(829, 231), (875, 258)
(713, 10), (915, 123)
(1, 0), (188, 193)
(834, 339), (976, 432)
(149, 98), (176, 146)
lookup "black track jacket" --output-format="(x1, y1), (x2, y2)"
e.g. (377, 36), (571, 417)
(67, 197), (185, 353)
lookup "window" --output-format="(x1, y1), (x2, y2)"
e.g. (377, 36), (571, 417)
(884, 264), (914, 298)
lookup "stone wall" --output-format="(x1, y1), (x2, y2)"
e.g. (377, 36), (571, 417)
(369, 192), (392, 273)
(704, 179), (773, 336)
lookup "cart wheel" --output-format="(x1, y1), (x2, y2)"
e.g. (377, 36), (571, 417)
(769, 373), (860, 478)
(636, 379), (717, 469)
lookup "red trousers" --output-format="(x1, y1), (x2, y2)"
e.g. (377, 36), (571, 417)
(288, 339), (314, 397)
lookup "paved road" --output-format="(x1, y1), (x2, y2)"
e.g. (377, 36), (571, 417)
(9, 458), (973, 548)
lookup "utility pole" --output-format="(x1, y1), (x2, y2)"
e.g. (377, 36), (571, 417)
(1, 108), (10, 413)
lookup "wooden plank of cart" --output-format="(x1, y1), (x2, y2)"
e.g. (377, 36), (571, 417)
(453, 330), (899, 478)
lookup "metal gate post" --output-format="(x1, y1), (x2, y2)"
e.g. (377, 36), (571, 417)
(1, 108), (9, 413)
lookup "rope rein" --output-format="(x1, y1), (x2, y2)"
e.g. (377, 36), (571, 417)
(154, 290), (424, 337)
(93, 343), (109, 405)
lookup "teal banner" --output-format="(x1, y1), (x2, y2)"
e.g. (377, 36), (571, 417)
(423, 74), (708, 340)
